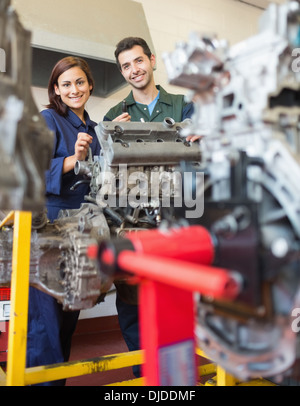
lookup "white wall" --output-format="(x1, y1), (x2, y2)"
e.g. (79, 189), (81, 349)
(30, 0), (263, 319)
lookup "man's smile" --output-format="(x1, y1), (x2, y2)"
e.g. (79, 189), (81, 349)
(131, 73), (145, 82)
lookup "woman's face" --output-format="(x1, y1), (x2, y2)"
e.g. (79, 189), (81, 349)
(54, 66), (92, 116)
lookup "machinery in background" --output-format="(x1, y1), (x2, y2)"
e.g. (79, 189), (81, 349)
(160, 0), (300, 381)
(0, 0), (53, 362)
(0, 0), (53, 212)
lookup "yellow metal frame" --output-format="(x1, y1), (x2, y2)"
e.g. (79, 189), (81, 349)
(196, 348), (276, 386)
(0, 211), (276, 386)
(4, 211), (31, 386)
(0, 211), (144, 386)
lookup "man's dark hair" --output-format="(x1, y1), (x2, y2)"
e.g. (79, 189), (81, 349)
(115, 37), (152, 70)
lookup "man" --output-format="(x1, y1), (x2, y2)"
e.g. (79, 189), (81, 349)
(104, 37), (194, 123)
(103, 37), (194, 377)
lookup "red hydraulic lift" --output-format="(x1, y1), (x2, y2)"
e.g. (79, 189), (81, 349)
(91, 225), (240, 386)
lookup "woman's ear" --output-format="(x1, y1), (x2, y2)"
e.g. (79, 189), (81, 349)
(54, 84), (60, 96)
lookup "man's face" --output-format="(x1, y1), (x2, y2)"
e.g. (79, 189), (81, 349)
(118, 45), (156, 90)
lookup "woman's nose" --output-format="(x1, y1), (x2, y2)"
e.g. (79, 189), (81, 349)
(71, 84), (79, 93)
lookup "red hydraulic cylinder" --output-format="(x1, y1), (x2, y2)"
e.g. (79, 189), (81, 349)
(93, 225), (216, 271)
(99, 225), (240, 301)
(125, 225), (214, 264)
(117, 251), (239, 300)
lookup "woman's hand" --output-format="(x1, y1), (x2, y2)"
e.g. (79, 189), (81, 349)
(75, 132), (93, 160)
(62, 132), (93, 174)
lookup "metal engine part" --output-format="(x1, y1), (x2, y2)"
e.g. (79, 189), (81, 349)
(0, 204), (112, 310)
(69, 119), (201, 307)
(0, 0), (53, 211)
(75, 119), (200, 237)
(49, 120), (200, 309)
(163, 0), (300, 380)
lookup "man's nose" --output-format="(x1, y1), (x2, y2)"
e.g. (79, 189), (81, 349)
(131, 63), (139, 74)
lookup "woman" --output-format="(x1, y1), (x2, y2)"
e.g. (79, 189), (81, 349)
(27, 57), (100, 385)
(42, 56), (100, 221)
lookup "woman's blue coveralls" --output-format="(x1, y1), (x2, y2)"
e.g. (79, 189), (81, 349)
(26, 108), (100, 385)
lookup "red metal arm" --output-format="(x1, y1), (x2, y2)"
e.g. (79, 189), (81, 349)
(117, 251), (240, 300)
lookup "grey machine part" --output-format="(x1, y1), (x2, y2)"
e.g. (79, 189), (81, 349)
(0, 0), (53, 212)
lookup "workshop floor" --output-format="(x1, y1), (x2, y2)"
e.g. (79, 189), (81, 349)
(66, 315), (208, 387)
(66, 315), (136, 386)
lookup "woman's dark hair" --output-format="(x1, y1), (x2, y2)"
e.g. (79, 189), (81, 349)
(46, 56), (95, 116)
(114, 37), (153, 70)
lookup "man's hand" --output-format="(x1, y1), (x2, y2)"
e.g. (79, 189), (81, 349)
(186, 134), (202, 142)
(112, 112), (131, 122)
